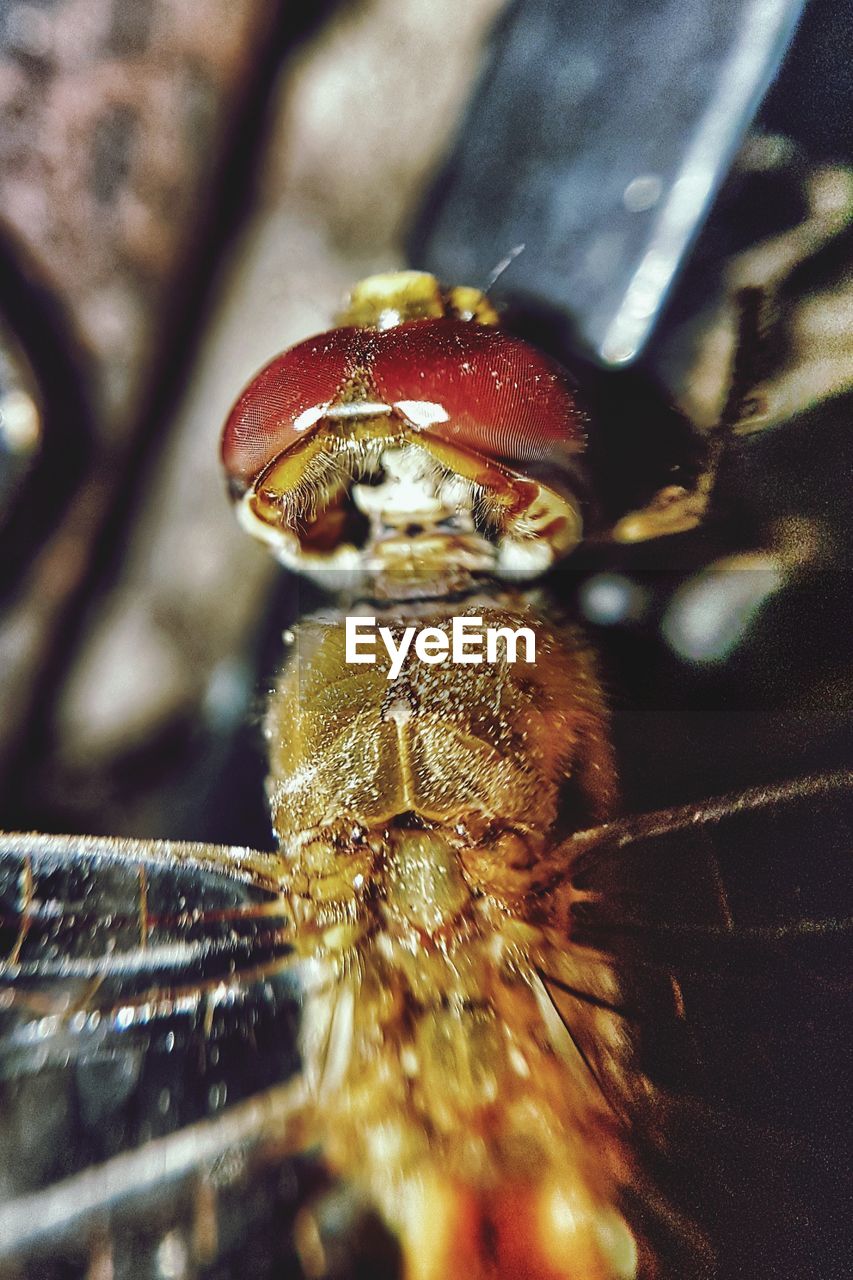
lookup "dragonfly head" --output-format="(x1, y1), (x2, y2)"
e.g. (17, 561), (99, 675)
(222, 272), (586, 595)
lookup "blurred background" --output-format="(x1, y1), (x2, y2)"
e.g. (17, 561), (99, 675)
(0, 0), (849, 849)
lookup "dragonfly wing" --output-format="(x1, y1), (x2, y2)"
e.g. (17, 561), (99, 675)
(534, 771), (853, 1279)
(0, 833), (320, 1275)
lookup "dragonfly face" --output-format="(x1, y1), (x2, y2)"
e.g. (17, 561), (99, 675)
(0, 271), (850, 1280)
(222, 272), (586, 591)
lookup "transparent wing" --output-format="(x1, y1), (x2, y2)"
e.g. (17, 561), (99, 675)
(0, 833), (319, 1277)
(533, 771), (853, 1279)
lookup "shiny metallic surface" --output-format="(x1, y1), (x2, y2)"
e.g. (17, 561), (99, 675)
(412, 0), (807, 365)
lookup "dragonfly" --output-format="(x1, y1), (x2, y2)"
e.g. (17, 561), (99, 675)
(0, 272), (849, 1280)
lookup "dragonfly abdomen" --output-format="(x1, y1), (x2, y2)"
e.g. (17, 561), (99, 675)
(299, 924), (640, 1280)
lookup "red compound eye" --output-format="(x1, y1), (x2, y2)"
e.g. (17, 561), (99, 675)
(370, 319), (585, 465)
(222, 316), (585, 500)
(221, 327), (371, 489)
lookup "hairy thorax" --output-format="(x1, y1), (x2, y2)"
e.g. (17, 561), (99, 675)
(265, 601), (615, 936)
